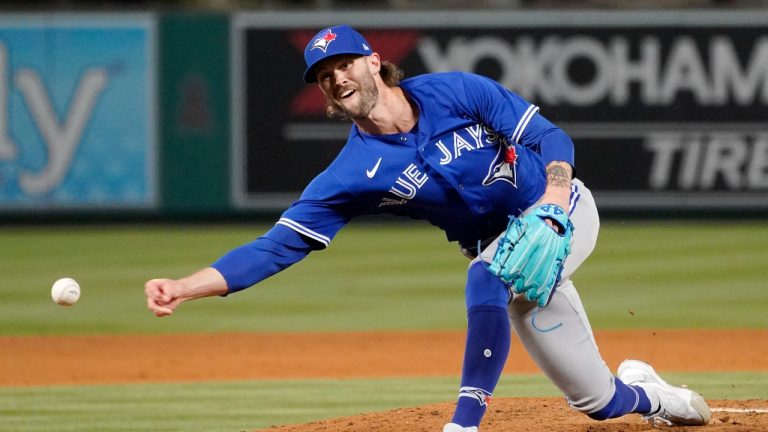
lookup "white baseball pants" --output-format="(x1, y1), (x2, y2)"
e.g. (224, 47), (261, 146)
(481, 178), (615, 414)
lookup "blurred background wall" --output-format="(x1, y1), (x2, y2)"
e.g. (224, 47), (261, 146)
(2, 0), (768, 10)
(0, 1), (767, 221)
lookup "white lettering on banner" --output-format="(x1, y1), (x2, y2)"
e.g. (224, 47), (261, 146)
(611, 37), (660, 105)
(552, 36), (613, 106)
(16, 68), (108, 195)
(417, 34), (768, 106)
(660, 37), (711, 105)
(701, 136), (748, 189)
(749, 137), (768, 188)
(645, 133), (768, 190)
(712, 36), (768, 105)
(0, 44), (17, 159)
(0, 41), (109, 195)
(418, 36), (520, 87)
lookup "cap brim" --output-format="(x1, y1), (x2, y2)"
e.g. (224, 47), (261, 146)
(303, 51), (367, 83)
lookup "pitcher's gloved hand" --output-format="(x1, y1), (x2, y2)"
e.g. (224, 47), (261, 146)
(488, 204), (573, 307)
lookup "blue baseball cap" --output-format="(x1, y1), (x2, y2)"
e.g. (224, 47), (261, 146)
(303, 25), (373, 83)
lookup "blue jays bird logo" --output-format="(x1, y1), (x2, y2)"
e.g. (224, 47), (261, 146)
(482, 143), (518, 187)
(459, 387), (492, 407)
(311, 29), (337, 52)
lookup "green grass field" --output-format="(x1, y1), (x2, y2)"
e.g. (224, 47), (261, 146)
(1, 221), (767, 431)
(3, 373), (766, 432)
(1, 221), (766, 334)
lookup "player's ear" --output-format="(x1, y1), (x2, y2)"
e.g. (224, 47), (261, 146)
(367, 53), (381, 75)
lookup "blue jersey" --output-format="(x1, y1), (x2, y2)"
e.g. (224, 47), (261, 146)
(214, 72), (574, 292)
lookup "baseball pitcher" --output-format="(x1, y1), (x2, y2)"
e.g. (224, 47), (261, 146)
(145, 25), (711, 431)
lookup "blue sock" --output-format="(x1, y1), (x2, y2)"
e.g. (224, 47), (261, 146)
(451, 305), (510, 427)
(631, 384), (653, 414)
(588, 377), (653, 420)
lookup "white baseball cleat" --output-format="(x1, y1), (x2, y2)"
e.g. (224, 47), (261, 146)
(617, 359), (712, 427)
(443, 423), (478, 432)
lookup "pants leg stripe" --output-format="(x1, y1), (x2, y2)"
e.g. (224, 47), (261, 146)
(569, 183), (581, 217)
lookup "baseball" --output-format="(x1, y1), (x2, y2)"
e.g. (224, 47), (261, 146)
(51, 277), (81, 306)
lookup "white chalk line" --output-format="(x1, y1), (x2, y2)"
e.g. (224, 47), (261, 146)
(711, 408), (768, 413)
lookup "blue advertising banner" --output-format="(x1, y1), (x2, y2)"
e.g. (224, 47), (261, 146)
(0, 14), (156, 210)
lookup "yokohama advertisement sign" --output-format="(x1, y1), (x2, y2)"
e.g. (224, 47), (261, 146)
(232, 11), (768, 211)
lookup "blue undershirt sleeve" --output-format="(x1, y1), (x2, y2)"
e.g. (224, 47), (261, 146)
(211, 224), (317, 294)
(510, 109), (575, 168)
(536, 124), (575, 167)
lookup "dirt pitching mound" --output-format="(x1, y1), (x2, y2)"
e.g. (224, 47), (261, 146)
(2, 329), (767, 431)
(256, 398), (768, 432)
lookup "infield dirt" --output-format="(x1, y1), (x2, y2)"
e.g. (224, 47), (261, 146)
(2, 329), (767, 431)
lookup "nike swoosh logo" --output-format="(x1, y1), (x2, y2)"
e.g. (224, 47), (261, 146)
(366, 157), (383, 178)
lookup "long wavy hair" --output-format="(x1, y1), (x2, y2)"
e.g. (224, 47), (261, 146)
(380, 61), (405, 87)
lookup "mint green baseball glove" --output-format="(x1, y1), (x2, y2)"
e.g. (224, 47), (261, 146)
(488, 204), (573, 308)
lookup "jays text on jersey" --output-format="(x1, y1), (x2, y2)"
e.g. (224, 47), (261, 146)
(214, 71), (574, 293)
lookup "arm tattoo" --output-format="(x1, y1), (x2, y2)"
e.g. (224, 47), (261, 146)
(546, 164), (571, 188)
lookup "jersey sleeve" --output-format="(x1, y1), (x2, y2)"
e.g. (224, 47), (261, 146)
(458, 72), (575, 167)
(212, 169), (356, 294)
(277, 168), (355, 249)
(212, 224), (313, 293)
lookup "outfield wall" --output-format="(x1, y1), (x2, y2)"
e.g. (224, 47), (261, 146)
(1, 10), (767, 219)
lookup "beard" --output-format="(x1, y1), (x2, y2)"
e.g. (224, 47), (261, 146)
(325, 72), (378, 121)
